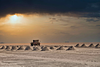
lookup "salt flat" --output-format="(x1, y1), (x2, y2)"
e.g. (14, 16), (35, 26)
(0, 45), (100, 67)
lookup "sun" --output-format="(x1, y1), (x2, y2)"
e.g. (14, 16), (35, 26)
(11, 15), (18, 21)
(9, 15), (19, 24)
(9, 14), (23, 24)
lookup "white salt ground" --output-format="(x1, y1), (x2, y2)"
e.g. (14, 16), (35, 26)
(0, 45), (100, 67)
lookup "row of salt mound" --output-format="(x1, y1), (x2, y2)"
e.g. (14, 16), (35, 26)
(0, 45), (31, 51)
(75, 43), (100, 48)
(17, 46), (54, 51)
(33, 46), (75, 51)
(0, 45), (11, 50)
(10, 46), (32, 51)
(11, 46), (32, 51)
(33, 46), (56, 51)
(23, 46), (75, 51)
(0, 45), (75, 51)
(2, 45), (33, 51)
(57, 46), (75, 50)
(0, 45), (20, 51)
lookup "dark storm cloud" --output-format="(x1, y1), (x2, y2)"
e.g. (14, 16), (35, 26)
(0, 0), (100, 18)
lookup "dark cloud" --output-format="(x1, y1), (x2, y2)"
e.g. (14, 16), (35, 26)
(54, 31), (70, 35)
(70, 26), (79, 29)
(83, 13), (100, 18)
(59, 19), (69, 22)
(96, 25), (100, 26)
(95, 25), (100, 29)
(0, 0), (100, 18)
(49, 18), (56, 20)
(86, 18), (100, 22)
(49, 17), (57, 24)
(60, 24), (68, 26)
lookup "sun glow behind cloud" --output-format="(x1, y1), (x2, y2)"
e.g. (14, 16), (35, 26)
(8, 14), (24, 24)
(10, 15), (18, 22)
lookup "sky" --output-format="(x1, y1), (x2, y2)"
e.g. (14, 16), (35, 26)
(0, 0), (100, 43)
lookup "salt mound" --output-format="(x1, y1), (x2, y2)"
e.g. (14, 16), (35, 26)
(17, 46), (25, 50)
(0, 45), (3, 49)
(50, 46), (55, 49)
(64, 46), (68, 48)
(54, 46), (60, 49)
(57, 46), (65, 50)
(25, 46), (32, 50)
(54, 46), (59, 47)
(5, 46), (11, 51)
(41, 46), (45, 49)
(75, 44), (80, 47)
(81, 44), (87, 47)
(88, 43), (95, 48)
(41, 47), (50, 51)
(95, 44), (100, 48)
(11, 46), (18, 51)
(33, 47), (41, 51)
(67, 46), (75, 50)
(0, 46), (5, 49)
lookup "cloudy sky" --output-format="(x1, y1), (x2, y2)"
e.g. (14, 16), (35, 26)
(0, 0), (100, 43)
